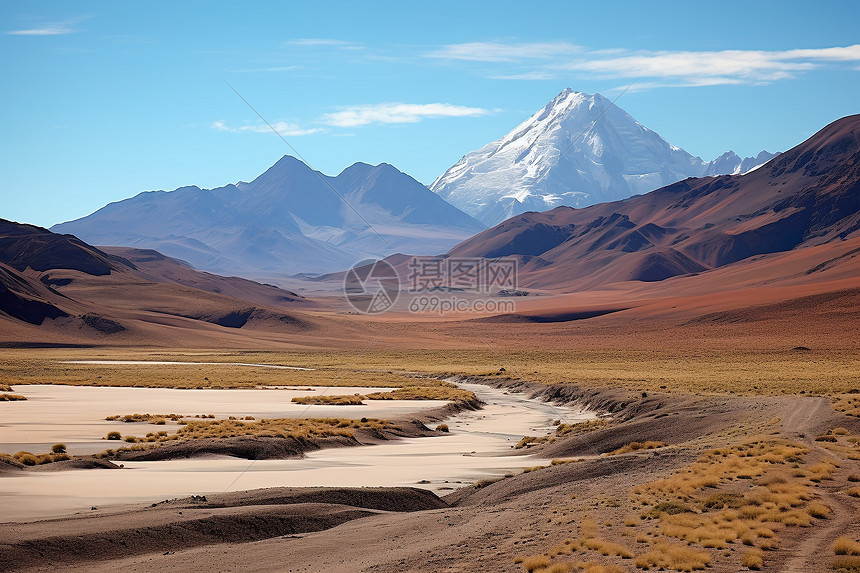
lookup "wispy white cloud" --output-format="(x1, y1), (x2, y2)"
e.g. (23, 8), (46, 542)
(212, 120), (322, 137)
(426, 41), (581, 62)
(7, 16), (88, 36)
(212, 102), (489, 136)
(427, 41), (860, 88)
(320, 103), (492, 127)
(556, 49), (819, 84)
(781, 45), (860, 61)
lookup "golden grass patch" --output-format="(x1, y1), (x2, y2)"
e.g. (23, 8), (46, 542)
(522, 465), (548, 473)
(633, 540), (710, 571)
(554, 419), (611, 436)
(807, 502), (831, 519)
(516, 420), (610, 450)
(833, 556), (860, 572)
(606, 441), (666, 456)
(514, 435), (836, 573)
(105, 413), (185, 423)
(5, 347), (860, 397)
(836, 537), (860, 556)
(97, 416), (392, 455)
(519, 555), (551, 572)
(581, 537), (633, 559)
(12, 450), (70, 465)
(629, 439), (838, 567)
(741, 550), (764, 570)
(0, 393), (26, 401)
(363, 383), (476, 402)
(624, 514), (640, 527)
(290, 394), (365, 405)
(833, 395), (860, 417)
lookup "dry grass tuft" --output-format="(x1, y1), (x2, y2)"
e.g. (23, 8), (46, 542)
(581, 537), (633, 559)
(520, 555), (551, 572)
(606, 441), (666, 456)
(0, 393), (27, 401)
(807, 502), (831, 519)
(105, 413), (184, 423)
(555, 419), (611, 436)
(516, 419), (610, 450)
(13, 450), (70, 465)
(833, 556), (860, 572)
(741, 550), (764, 570)
(833, 395), (860, 417)
(626, 438), (842, 568)
(364, 383), (476, 402)
(835, 537), (860, 556)
(523, 465), (548, 473)
(634, 540), (710, 571)
(95, 416), (393, 454)
(535, 565), (568, 573)
(291, 394), (364, 405)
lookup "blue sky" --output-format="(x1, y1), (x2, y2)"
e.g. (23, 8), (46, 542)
(3, 0), (859, 228)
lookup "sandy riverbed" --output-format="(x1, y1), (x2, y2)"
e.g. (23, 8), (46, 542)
(0, 382), (592, 521)
(0, 384), (425, 455)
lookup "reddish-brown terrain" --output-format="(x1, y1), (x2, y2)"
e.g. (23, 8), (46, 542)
(446, 114), (860, 291)
(2, 116), (860, 351)
(1, 116), (860, 573)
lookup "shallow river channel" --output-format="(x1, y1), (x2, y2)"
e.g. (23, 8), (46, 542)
(0, 380), (592, 521)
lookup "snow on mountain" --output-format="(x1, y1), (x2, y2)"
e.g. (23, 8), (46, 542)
(431, 89), (778, 226)
(52, 157), (484, 277)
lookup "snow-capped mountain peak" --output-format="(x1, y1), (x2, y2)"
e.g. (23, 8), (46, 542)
(431, 89), (778, 226)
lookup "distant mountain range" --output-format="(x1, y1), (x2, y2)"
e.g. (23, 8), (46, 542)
(52, 158), (484, 277)
(431, 89), (778, 226)
(50, 88), (788, 279)
(2, 116), (858, 343)
(446, 114), (860, 290)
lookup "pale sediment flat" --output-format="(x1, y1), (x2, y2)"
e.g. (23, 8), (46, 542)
(0, 385), (421, 455)
(0, 382), (592, 522)
(62, 360), (315, 370)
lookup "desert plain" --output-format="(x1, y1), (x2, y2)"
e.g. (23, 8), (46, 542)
(1, 264), (859, 573)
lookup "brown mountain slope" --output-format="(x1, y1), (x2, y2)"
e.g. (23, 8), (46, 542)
(447, 115), (860, 290)
(0, 221), (332, 347)
(99, 246), (309, 308)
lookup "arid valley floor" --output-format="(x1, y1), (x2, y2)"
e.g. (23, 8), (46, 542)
(2, 276), (860, 573)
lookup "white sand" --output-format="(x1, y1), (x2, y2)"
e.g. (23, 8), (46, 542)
(0, 382), (593, 522)
(0, 385), (437, 455)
